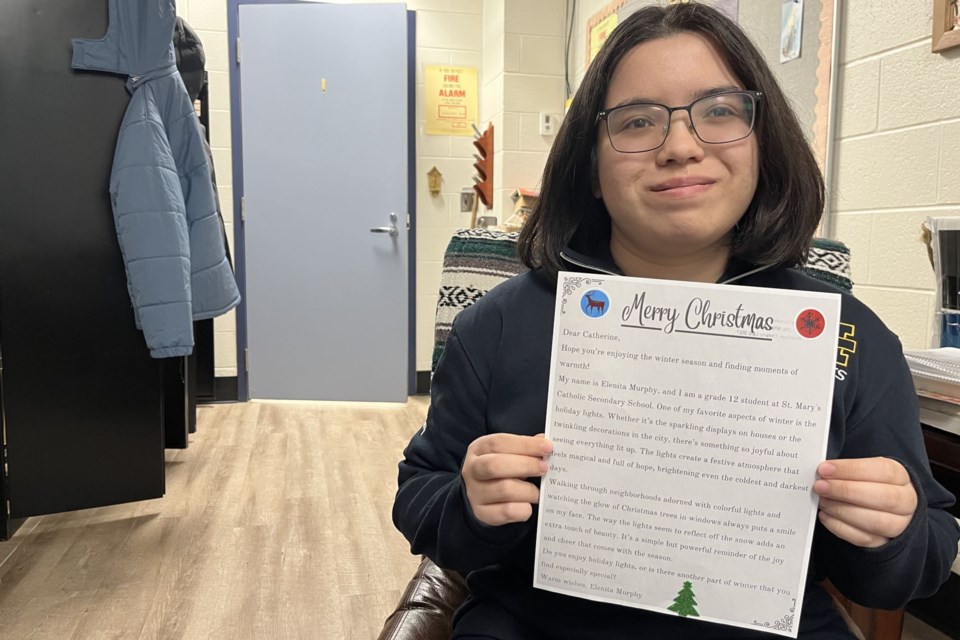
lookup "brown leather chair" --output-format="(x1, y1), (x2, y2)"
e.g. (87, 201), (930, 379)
(376, 556), (904, 640)
(376, 556), (906, 640)
(826, 583), (905, 640)
(380, 232), (903, 640)
(377, 557), (467, 640)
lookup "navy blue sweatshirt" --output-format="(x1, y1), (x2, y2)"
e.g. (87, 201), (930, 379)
(394, 257), (959, 639)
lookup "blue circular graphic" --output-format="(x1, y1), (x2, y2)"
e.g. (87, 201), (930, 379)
(580, 289), (610, 318)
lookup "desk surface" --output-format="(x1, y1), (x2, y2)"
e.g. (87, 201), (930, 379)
(920, 408), (960, 439)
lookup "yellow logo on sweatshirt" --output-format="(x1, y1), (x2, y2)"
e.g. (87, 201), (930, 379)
(835, 322), (857, 380)
(837, 322), (857, 369)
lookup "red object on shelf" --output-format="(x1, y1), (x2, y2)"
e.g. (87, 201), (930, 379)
(472, 123), (494, 209)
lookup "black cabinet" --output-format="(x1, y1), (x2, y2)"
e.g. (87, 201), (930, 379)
(0, 0), (173, 537)
(906, 426), (960, 638)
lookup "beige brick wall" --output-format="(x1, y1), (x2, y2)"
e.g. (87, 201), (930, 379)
(496, 0), (566, 217)
(832, 0), (960, 349)
(481, 0), (506, 219)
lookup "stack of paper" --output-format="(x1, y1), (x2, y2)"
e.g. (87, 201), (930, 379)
(903, 348), (960, 436)
(901, 348), (960, 575)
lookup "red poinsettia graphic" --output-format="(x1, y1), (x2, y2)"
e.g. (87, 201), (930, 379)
(796, 309), (826, 339)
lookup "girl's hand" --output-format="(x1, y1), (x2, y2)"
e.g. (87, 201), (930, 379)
(462, 433), (552, 526)
(814, 457), (918, 548)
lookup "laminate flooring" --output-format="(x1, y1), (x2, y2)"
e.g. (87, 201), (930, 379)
(0, 399), (428, 640)
(0, 399), (950, 640)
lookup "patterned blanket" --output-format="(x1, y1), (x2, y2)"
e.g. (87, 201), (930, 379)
(432, 229), (853, 370)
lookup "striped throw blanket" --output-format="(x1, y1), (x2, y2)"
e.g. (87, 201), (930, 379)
(432, 229), (853, 371)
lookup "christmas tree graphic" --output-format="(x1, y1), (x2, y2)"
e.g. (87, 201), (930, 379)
(668, 581), (700, 617)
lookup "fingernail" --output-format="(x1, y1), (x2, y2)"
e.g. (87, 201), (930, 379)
(540, 439), (553, 454)
(813, 479), (829, 494)
(819, 462), (837, 476)
(539, 460), (549, 474)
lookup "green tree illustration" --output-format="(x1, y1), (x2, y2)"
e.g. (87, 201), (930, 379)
(668, 581), (700, 617)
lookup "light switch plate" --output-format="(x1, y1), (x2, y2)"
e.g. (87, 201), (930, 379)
(460, 189), (475, 212)
(539, 112), (555, 136)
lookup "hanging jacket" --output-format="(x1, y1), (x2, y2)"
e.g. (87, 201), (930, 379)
(173, 17), (206, 104)
(173, 16), (233, 266)
(71, 0), (240, 358)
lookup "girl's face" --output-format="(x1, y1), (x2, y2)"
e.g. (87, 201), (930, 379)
(594, 32), (760, 280)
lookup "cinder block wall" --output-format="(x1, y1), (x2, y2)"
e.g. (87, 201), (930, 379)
(832, 0), (960, 349)
(481, 0), (567, 218)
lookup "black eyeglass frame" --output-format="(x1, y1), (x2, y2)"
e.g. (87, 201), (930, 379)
(595, 90), (763, 153)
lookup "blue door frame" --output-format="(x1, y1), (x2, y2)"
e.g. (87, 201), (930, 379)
(226, 0), (417, 401)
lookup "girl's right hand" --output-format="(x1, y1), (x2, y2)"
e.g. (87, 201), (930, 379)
(462, 433), (553, 526)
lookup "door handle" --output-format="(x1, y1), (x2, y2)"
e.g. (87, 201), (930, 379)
(370, 225), (398, 237)
(370, 212), (399, 237)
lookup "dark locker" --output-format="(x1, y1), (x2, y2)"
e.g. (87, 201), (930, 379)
(0, 0), (169, 536)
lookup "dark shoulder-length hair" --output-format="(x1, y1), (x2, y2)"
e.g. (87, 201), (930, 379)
(517, 2), (824, 280)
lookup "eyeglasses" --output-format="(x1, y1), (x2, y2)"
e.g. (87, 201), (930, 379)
(596, 90), (762, 153)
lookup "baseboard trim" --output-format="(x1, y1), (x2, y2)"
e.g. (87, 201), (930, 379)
(198, 376), (239, 404)
(202, 374), (425, 402)
(416, 371), (431, 395)
(0, 516), (27, 541)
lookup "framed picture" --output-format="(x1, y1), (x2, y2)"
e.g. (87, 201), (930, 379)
(932, 0), (960, 52)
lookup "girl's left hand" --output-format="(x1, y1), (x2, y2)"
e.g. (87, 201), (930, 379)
(813, 457), (918, 548)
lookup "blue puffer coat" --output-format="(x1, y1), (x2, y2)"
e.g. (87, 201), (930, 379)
(72, 0), (240, 358)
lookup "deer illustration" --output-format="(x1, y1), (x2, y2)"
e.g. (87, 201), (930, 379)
(584, 292), (606, 315)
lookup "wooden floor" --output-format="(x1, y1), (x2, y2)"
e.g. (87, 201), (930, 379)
(0, 398), (951, 640)
(0, 399), (428, 640)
